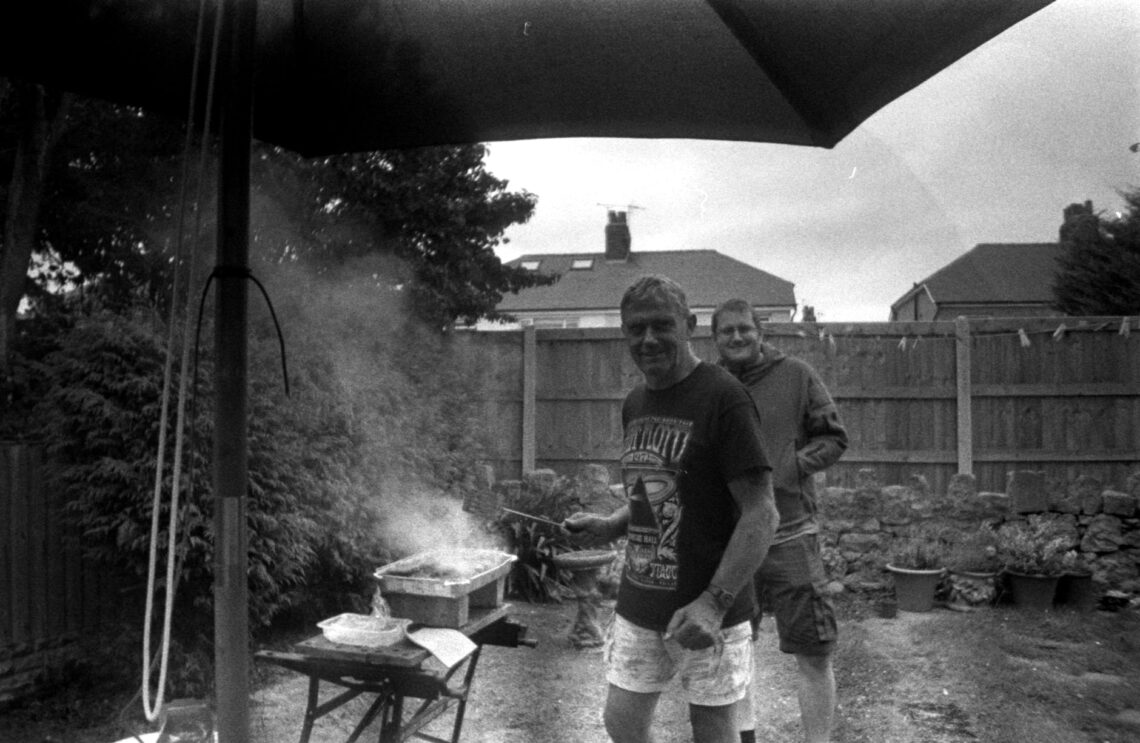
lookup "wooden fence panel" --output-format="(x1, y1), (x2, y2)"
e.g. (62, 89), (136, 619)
(1, 445), (15, 648)
(2, 441), (127, 702)
(3, 317), (1136, 697)
(6, 444), (31, 649)
(45, 475), (66, 640)
(474, 317), (1138, 495)
(965, 319), (1140, 492)
(27, 449), (47, 648)
(450, 330), (525, 476)
(533, 329), (634, 480)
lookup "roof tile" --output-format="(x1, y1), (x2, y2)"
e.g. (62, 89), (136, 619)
(498, 250), (796, 311)
(919, 243), (1061, 304)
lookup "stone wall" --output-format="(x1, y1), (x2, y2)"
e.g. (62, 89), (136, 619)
(819, 467), (1140, 596)
(495, 463), (1140, 600)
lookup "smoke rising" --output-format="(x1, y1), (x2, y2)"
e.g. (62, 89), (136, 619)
(378, 482), (503, 557)
(252, 251), (505, 563)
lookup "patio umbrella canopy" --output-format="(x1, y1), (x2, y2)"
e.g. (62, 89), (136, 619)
(1, 0), (1053, 154)
(0, 1), (1055, 741)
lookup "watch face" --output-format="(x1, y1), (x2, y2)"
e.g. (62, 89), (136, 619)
(709, 586), (734, 610)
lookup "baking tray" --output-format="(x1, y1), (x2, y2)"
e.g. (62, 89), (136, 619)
(316, 613), (411, 647)
(373, 549), (516, 598)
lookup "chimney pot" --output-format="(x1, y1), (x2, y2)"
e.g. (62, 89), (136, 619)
(605, 210), (631, 261)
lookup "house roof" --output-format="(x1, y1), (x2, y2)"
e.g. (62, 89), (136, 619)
(902, 242), (1061, 307)
(496, 250), (797, 312)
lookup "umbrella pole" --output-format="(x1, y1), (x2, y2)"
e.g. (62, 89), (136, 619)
(213, 0), (256, 740)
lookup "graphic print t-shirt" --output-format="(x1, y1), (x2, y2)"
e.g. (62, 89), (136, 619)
(615, 363), (769, 632)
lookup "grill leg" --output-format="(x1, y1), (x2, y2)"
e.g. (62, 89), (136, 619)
(343, 691), (389, 743)
(379, 691), (405, 743)
(299, 676), (319, 743)
(448, 646), (483, 743)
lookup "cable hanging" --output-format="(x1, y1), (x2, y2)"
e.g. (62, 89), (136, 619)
(196, 264), (291, 398)
(141, 0), (222, 724)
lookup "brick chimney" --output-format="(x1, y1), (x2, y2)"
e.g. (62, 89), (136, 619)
(605, 210), (631, 262)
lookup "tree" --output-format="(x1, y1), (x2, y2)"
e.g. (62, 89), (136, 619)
(1052, 190), (1140, 315)
(2, 87), (556, 352)
(34, 97), (189, 309)
(250, 144), (557, 328)
(2, 87), (196, 375)
(801, 305), (818, 322)
(0, 80), (71, 372)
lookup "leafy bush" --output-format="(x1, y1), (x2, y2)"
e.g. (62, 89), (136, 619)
(16, 278), (503, 637)
(499, 520), (566, 602)
(493, 476), (585, 602)
(887, 523), (949, 570)
(1059, 549), (1092, 575)
(996, 518), (1069, 575)
(946, 524), (1002, 573)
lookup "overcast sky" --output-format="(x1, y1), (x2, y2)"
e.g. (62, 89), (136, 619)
(482, 0), (1139, 322)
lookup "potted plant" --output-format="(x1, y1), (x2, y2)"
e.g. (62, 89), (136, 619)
(996, 519), (1068, 609)
(945, 524), (1001, 609)
(885, 524), (948, 612)
(1055, 550), (1097, 611)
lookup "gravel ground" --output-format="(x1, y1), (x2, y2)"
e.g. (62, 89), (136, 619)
(246, 597), (1140, 743)
(6, 595), (1139, 742)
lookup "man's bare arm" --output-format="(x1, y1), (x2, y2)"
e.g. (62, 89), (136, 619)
(665, 468), (778, 649)
(708, 467), (779, 599)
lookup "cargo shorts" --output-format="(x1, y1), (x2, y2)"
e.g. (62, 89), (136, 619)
(753, 533), (838, 656)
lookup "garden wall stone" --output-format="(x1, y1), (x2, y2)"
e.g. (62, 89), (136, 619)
(1074, 475), (1105, 515)
(817, 466), (1140, 597)
(1103, 490), (1138, 517)
(978, 491), (1010, 512)
(528, 463), (1140, 601)
(1082, 515), (1124, 553)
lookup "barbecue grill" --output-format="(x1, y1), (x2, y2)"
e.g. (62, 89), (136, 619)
(255, 549), (531, 742)
(373, 549), (516, 628)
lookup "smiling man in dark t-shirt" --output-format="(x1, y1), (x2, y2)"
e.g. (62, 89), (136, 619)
(564, 275), (779, 743)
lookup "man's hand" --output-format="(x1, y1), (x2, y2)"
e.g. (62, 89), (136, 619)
(562, 506), (628, 543)
(561, 512), (610, 539)
(664, 591), (725, 650)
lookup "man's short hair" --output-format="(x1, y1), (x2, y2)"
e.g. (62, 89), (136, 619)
(620, 275), (691, 319)
(711, 298), (764, 334)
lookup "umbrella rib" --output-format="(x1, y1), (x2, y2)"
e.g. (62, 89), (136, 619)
(703, 0), (839, 147)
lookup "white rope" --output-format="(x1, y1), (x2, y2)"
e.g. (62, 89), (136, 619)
(141, 0), (223, 723)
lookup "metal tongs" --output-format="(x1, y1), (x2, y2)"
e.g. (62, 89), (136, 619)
(500, 507), (565, 529)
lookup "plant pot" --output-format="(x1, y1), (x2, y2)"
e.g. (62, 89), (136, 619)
(1055, 572), (1096, 611)
(1005, 571), (1059, 610)
(886, 564), (944, 612)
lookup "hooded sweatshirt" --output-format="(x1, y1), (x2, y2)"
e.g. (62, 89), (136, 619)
(720, 343), (848, 543)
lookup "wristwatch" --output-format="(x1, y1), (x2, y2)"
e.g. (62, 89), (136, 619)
(704, 584), (735, 612)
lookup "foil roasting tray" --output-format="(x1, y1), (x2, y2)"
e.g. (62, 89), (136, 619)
(373, 549), (516, 598)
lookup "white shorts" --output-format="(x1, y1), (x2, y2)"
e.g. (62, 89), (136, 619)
(604, 614), (753, 707)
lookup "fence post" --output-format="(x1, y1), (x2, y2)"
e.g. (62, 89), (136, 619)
(522, 323), (536, 474)
(955, 316), (973, 475)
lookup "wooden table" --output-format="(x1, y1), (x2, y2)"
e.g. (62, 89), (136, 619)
(255, 605), (532, 743)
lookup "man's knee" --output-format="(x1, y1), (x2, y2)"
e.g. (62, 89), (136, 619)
(795, 652), (834, 680)
(604, 686), (657, 743)
(689, 702), (739, 742)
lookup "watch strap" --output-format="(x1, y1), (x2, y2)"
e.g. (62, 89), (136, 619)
(704, 584), (735, 612)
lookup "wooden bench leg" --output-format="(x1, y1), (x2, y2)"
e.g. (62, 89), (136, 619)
(448, 646), (483, 743)
(298, 675), (319, 743)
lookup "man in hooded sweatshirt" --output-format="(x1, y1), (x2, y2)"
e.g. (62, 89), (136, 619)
(712, 298), (848, 743)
